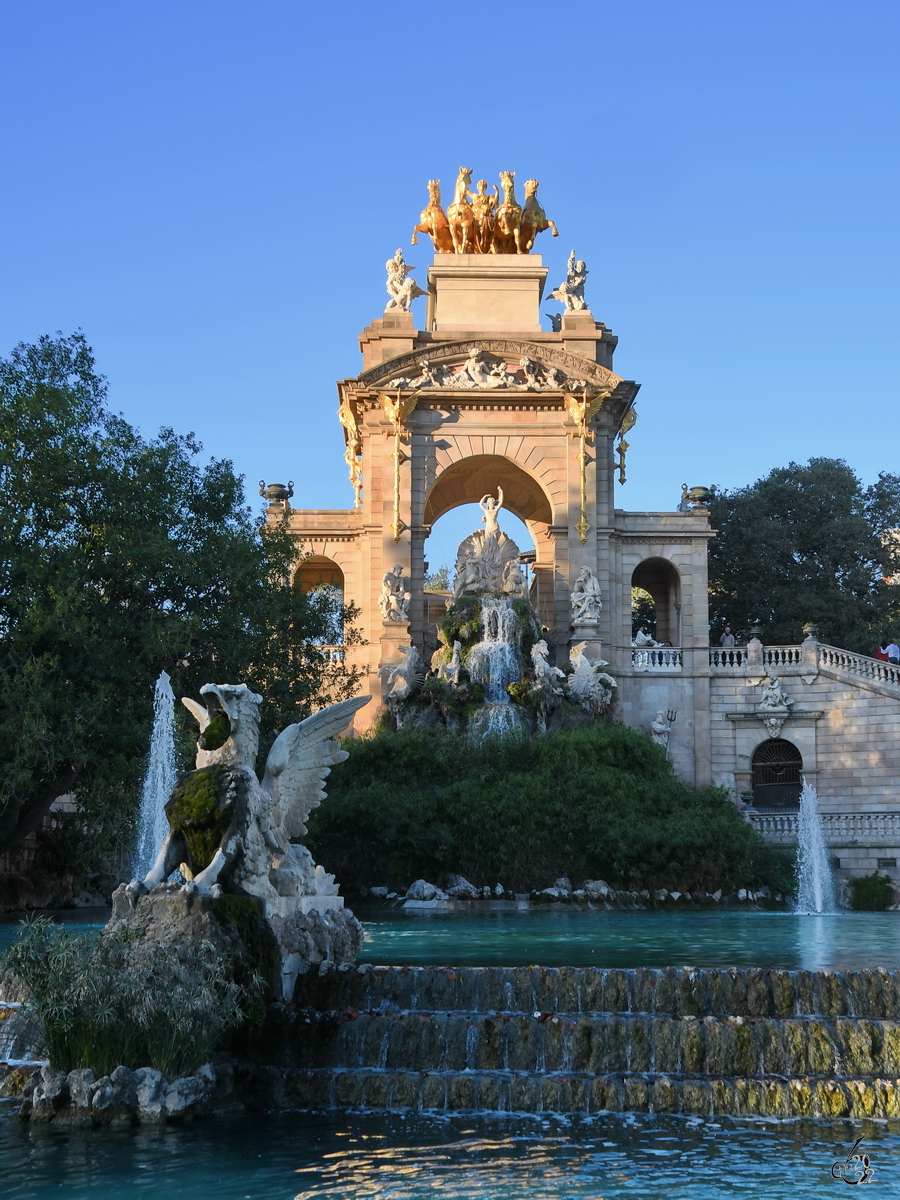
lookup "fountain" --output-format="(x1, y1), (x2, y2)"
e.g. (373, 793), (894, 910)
(467, 595), (529, 739)
(795, 777), (838, 913)
(131, 671), (177, 880)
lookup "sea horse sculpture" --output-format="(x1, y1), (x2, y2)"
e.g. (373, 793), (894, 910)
(411, 180), (453, 253)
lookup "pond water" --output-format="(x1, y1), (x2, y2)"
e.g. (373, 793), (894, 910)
(2, 905), (900, 972)
(1, 1107), (898, 1200)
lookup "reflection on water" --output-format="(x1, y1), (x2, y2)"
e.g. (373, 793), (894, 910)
(355, 905), (900, 972)
(2, 1109), (898, 1200)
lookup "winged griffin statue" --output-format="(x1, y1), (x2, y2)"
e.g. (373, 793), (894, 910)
(128, 684), (370, 907)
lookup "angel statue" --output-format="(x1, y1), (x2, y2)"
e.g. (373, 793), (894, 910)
(385, 248), (427, 313)
(127, 685), (370, 905)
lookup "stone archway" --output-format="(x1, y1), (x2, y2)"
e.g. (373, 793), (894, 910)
(424, 454), (554, 528)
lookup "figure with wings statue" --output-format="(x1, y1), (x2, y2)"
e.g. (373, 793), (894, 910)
(119, 684), (370, 996)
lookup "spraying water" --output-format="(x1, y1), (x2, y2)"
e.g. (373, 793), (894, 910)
(794, 778), (838, 913)
(132, 671), (177, 879)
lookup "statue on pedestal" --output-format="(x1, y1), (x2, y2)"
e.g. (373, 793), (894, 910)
(567, 642), (617, 714)
(570, 566), (603, 623)
(549, 250), (589, 312)
(385, 249), (427, 313)
(379, 564), (411, 623)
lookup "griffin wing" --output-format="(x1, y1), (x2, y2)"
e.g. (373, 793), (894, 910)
(260, 695), (371, 839)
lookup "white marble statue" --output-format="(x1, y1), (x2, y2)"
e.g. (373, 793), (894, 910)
(385, 248), (427, 313)
(549, 249), (589, 313)
(379, 564), (411, 623)
(570, 566), (603, 623)
(128, 684), (370, 904)
(452, 488), (524, 598)
(437, 640), (462, 685)
(531, 640), (565, 692)
(650, 709), (672, 752)
(380, 645), (422, 727)
(757, 671), (794, 711)
(519, 357), (546, 389)
(567, 642), (617, 713)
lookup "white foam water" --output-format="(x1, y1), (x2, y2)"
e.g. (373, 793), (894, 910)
(794, 778), (838, 913)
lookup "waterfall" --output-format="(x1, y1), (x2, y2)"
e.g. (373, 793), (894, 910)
(467, 596), (527, 739)
(467, 596), (521, 702)
(132, 671), (177, 879)
(794, 778), (837, 913)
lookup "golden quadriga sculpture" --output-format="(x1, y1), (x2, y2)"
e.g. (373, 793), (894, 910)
(413, 168), (559, 255)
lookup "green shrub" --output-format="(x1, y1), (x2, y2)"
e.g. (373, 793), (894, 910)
(306, 723), (789, 895)
(2, 917), (255, 1075)
(848, 871), (894, 912)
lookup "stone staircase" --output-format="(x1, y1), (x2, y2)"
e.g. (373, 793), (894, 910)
(269, 963), (900, 1118)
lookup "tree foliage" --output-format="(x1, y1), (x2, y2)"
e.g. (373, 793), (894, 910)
(306, 724), (793, 895)
(0, 332), (360, 864)
(707, 458), (900, 651)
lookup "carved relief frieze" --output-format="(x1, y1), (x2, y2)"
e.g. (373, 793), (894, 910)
(357, 339), (623, 392)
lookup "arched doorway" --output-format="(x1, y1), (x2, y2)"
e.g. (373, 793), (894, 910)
(631, 558), (681, 644)
(751, 739), (802, 809)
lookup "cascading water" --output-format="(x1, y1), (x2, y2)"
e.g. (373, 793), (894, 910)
(132, 671), (177, 879)
(794, 778), (838, 913)
(467, 596), (527, 739)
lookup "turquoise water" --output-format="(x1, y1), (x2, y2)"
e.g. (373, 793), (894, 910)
(1, 1108), (897, 1199)
(3, 906), (900, 971)
(354, 905), (900, 971)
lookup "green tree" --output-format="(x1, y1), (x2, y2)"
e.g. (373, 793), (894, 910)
(707, 458), (900, 650)
(424, 564), (451, 590)
(0, 333), (360, 865)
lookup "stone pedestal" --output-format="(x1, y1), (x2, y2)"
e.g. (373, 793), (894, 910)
(427, 255), (548, 332)
(569, 622), (604, 662)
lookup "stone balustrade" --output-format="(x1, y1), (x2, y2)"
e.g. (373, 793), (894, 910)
(709, 647), (749, 669)
(747, 810), (900, 847)
(818, 643), (900, 689)
(631, 647), (683, 670)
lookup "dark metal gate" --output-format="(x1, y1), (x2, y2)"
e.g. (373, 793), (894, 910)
(751, 739), (802, 809)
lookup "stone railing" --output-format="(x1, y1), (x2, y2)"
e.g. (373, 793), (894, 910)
(748, 810), (900, 847)
(299, 644), (346, 665)
(818, 643), (900, 690)
(709, 647), (749, 669)
(631, 647), (683, 669)
(764, 645), (802, 668)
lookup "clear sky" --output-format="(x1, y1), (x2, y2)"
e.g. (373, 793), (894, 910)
(2, 1), (898, 571)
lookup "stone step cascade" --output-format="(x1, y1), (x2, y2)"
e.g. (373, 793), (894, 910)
(276, 964), (900, 1118)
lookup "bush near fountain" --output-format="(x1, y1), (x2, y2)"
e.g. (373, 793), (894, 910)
(306, 724), (794, 897)
(847, 871), (895, 911)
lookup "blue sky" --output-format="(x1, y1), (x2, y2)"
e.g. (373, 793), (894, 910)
(2, 1), (898, 570)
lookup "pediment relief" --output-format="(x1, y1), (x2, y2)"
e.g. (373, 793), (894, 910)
(354, 339), (623, 397)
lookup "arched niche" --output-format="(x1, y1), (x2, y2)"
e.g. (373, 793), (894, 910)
(294, 555), (345, 595)
(751, 739), (802, 810)
(631, 557), (681, 645)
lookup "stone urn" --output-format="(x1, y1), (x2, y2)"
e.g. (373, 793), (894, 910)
(259, 480), (294, 505)
(687, 486), (712, 507)
(802, 622), (819, 640)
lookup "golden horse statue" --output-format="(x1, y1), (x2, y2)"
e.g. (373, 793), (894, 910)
(447, 166), (476, 254)
(411, 180), (453, 254)
(492, 170), (522, 254)
(518, 179), (559, 253)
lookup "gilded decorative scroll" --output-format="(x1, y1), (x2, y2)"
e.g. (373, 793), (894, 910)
(568, 387), (611, 544)
(338, 396), (363, 508)
(614, 407), (638, 485)
(381, 390), (421, 542)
